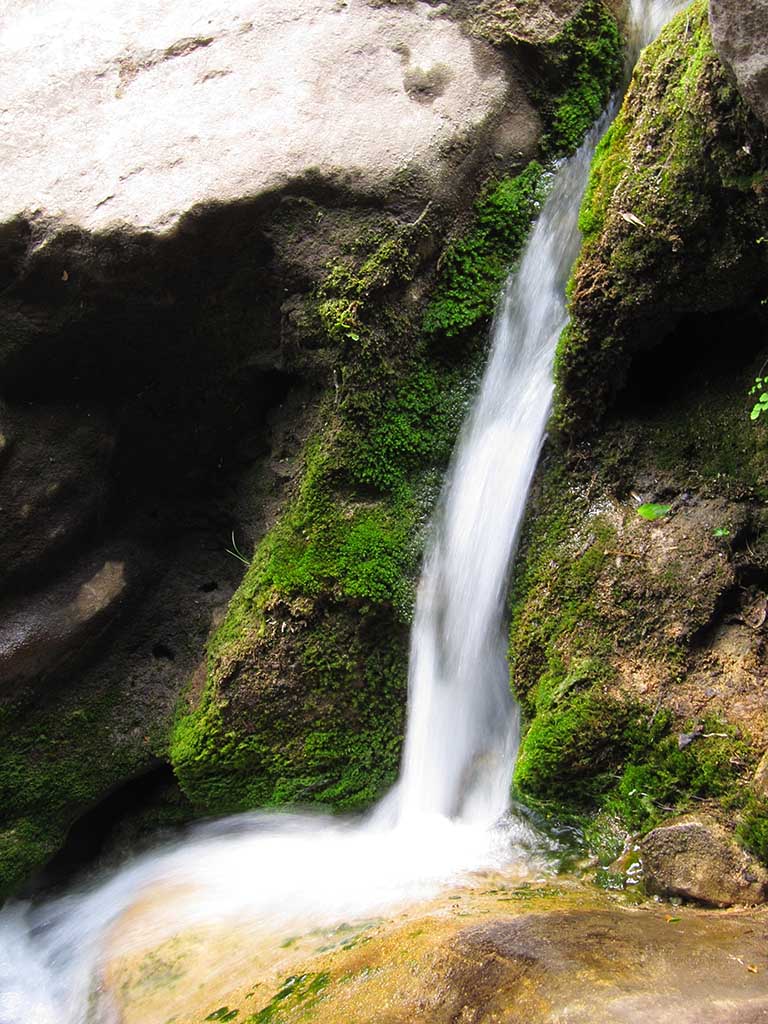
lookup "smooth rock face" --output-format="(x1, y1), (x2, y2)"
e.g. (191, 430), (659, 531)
(0, 0), (536, 236)
(0, 547), (140, 688)
(710, 0), (768, 125)
(641, 819), (768, 907)
(0, 404), (113, 593)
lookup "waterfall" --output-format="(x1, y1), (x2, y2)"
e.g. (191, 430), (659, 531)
(391, 0), (686, 828)
(0, 4), (685, 1020)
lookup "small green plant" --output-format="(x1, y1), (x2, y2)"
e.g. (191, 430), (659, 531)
(713, 527), (731, 538)
(749, 375), (768, 421)
(637, 503), (672, 521)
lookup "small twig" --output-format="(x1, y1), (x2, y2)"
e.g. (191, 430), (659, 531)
(226, 531), (251, 566)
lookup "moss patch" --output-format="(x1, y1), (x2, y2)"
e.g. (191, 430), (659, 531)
(539, 0), (623, 156)
(0, 689), (165, 896)
(423, 163), (546, 340)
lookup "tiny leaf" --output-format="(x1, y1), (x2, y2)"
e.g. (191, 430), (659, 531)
(637, 503), (672, 521)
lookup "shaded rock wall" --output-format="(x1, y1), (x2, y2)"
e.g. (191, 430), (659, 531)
(710, 0), (768, 127)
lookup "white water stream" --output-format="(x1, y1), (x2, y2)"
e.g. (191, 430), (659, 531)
(0, 3), (683, 1020)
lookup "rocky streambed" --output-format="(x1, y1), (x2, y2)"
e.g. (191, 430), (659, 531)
(106, 874), (768, 1024)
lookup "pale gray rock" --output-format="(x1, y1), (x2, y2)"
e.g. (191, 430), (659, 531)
(0, 0), (537, 237)
(710, 0), (768, 126)
(641, 818), (768, 907)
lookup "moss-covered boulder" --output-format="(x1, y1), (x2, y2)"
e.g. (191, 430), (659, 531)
(554, 0), (768, 438)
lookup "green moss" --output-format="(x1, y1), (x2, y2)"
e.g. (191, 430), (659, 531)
(738, 796), (768, 863)
(423, 163), (546, 339)
(514, 690), (649, 800)
(508, 462), (619, 718)
(171, 595), (409, 814)
(246, 972), (330, 1023)
(516, 696), (751, 862)
(540, 0), (623, 156)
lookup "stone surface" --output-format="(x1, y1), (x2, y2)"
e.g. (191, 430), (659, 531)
(641, 819), (768, 906)
(754, 750), (768, 797)
(0, 403), (113, 594)
(467, 0), (584, 45)
(711, 0), (768, 126)
(107, 882), (768, 1024)
(0, 546), (140, 688)
(0, 0), (537, 236)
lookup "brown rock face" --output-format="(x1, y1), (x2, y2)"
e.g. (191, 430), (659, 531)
(710, 0), (768, 125)
(641, 819), (768, 907)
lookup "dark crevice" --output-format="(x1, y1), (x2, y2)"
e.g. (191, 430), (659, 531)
(614, 305), (767, 416)
(152, 641), (176, 661)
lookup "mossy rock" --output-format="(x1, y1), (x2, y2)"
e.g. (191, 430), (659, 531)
(510, 343), (768, 861)
(554, 0), (768, 437)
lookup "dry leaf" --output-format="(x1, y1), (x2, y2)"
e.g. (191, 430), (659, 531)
(620, 212), (646, 228)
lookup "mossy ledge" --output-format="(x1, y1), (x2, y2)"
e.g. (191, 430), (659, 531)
(170, 170), (550, 815)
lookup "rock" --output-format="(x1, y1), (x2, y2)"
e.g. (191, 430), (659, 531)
(641, 819), (768, 907)
(555, 0), (768, 436)
(0, 545), (141, 688)
(107, 884), (768, 1024)
(710, 0), (768, 126)
(754, 749), (768, 797)
(468, 0), (584, 45)
(0, 0), (534, 238)
(0, 403), (113, 594)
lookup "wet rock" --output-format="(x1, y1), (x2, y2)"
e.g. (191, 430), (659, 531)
(710, 0), (768, 126)
(641, 819), (768, 907)
(108, 885), (768, 1024)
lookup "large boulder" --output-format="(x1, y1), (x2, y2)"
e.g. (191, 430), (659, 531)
(0, 0), (534, 236)
(509, 0), (768, 873)
(0, 0), (625, 894)
(555, 0), (768, 437)
(710, 0), (768, 126)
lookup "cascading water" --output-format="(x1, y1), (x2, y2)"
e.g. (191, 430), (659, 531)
(0, 3), (685, 1020)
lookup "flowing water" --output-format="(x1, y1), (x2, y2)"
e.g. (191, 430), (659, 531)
(0, 3), (684, 1020)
